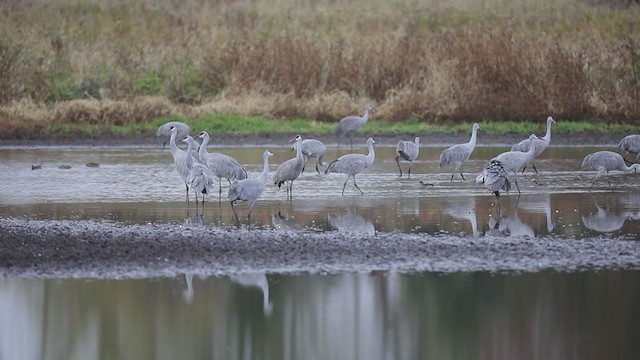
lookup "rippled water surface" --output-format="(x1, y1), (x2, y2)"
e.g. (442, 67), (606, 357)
(1, 144), (640, 359)
(1, 145), (639, 238)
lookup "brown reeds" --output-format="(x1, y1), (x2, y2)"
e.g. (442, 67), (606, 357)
(0, 0), (639, 137)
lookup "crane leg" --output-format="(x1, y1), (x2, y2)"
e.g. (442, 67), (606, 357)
(521, 165), (527, 174)
(588, 174), (599, 192)
(341, 177), (349, 195)
(350, 138), (354, 152)
(230, 201), (240, 223)
(218, 178), (223, 201)
(513, 172), (521, 194)
(606, 174), (613, 189)
(185, 183), (190, 204)
(532, 162), (539, 174)
(460, 172), (466, 181)
(353, 176), (364, 195)
(408, 164), (412, 179)
(315, 162), (320, 175)
(395, 156), (403, 177)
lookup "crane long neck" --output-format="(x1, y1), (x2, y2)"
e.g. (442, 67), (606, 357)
(361, 109), (370, 124)
(199, 134), (210, 159)
(543, 121), (553, 141)
(469, 128), (478, 146)
(623, 163), (640, 173)
(296, 139), (303, 160)
(185, 140), (194, 169)
(170, 131), (181, 157)
(366, 142), (375, 164)
(259, 154), (271, 182)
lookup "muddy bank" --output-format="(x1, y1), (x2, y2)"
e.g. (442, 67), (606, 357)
(0, 131), (628, 148)
(1, 218), (638, 279)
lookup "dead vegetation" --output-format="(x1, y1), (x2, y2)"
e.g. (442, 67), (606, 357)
(0, 0), (638, 137)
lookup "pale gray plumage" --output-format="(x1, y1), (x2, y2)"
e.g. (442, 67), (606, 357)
(325, 137), (376, 195)
(169, 126), (198, 203)
(396, 137), (420, 178)
(274, 135), (304, 199)
(476, 159), (511, 198)
(229, 150), (275, 222)
(183, 136), (215, 205)
(336, 104), (374, 150)
(618, 134), (640, 163)
(292, 138), (326, 174)
(198, 131), (247, 198)
(581, 151), (640, 191)
(158, 121), (190, 151)
(511, 116), (555, 173)
(491, 134), (538, 194)
(439, 123), (479, 181)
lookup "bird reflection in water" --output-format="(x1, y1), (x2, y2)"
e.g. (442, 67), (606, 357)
(444, 197), (478, 237)
(183, 274), (195, 304)
(517, 193), (555, 232)
(582, 196), (630, 233)
(328, 209), (375, 236)
(485, 197), (535, 238)
(229, 273), (273, 316)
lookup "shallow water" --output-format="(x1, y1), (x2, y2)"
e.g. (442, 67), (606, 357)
(1, 145), (639, 238)
(2, 145), (640, 358)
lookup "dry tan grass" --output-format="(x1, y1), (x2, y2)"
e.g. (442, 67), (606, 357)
(0, 0), (639, 136)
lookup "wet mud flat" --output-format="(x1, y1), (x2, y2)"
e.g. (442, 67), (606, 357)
(1, 218), (639, 279)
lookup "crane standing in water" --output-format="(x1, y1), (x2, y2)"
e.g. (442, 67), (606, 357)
(439, 123), (480, 181)
(198, 131), (247, 199)
(273, 135), (305, 199)
(325, 137), (376, 195)
(476, 160), (511, 199)
(582, 151), (640, 191)
(183, 136), (215, 206)
(336, 104), (374, 151)
(292, 138), (326, 175)
(490, 134), (538, 194)
(229, 150), (276, 223)
(511, 116), (555, 174)
(168, 126), (197, 203)
(618, 134), (640, 164)
(395, 137), (420, 178)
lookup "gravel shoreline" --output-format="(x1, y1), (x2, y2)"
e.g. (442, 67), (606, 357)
(1, 218), (639, 279)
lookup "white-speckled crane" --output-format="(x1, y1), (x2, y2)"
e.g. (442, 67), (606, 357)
(182, 136), (215, 206)
(228, 150), (275, 223)
(158, 121), (190, 151)
(439, 123), (479, 181)
(325, 137), (376, 195)
(198, 131), (247, 199)
(618, 134), (640, 164)
(395, 137), (420, 178)
(511, 116), (555, 174)
(336, 104), (374, 151)
(292, 138), (326, 175)
(273, 135), (305, 199)
(476, 159), (511, 199)
(490, 134), (538, 194)
(582, 150), (640, 191)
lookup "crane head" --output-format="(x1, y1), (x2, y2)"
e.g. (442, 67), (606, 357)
(198, 131), (208, 139)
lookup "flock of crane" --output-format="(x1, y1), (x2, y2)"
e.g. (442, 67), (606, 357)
(158, 105), (640, 223)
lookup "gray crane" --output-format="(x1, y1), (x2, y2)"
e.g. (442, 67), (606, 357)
(511, 116), (555, 173)
(439, 123), (480, 181)
(325, 137), (376, 195)
(336, 104), (374, 150)
(183, 136), (215, 205)
(581, 150), (640, 191)
(229, 150), (275, 223)
(292, 138), (326, 174)
(476, 159), (511, 199)
(158, 121), (190, 151)
(395, 137), (420, 178)
(198, 131), (248, 199)
(168, 126), (198, 203)
(273, 135), (304, 199)
(618, 134), (640, 164)
(490, 134), (538, 194)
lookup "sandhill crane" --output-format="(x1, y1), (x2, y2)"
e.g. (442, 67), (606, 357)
(618, 134), (640, 164)
(439, 123), (479, 181)
(198, 131), (248, 199)
(169, 126), (197, 203)
(511, 116), (555, 173)
(581, 151), (640, 191)
(476, 159), (511, 198)
(273, 135), (305, 199)
(292, 138), (326, 174)
(325, 137), (376, 195)
(158, 121), (190, 151)
(228, 150), (275, 223)
(395, 137), (420, 178)
(490, 134), (538, 194)
(336, 104), (374, 150)
(182, 136), (215, 205)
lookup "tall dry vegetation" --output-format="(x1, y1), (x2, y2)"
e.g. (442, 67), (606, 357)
(0, 0), (638, 136)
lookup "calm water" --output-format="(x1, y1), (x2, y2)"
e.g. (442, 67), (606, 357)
(1, 144), (640, 359)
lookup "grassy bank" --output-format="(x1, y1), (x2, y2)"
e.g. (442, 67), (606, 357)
(0, 0), (639, 132)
